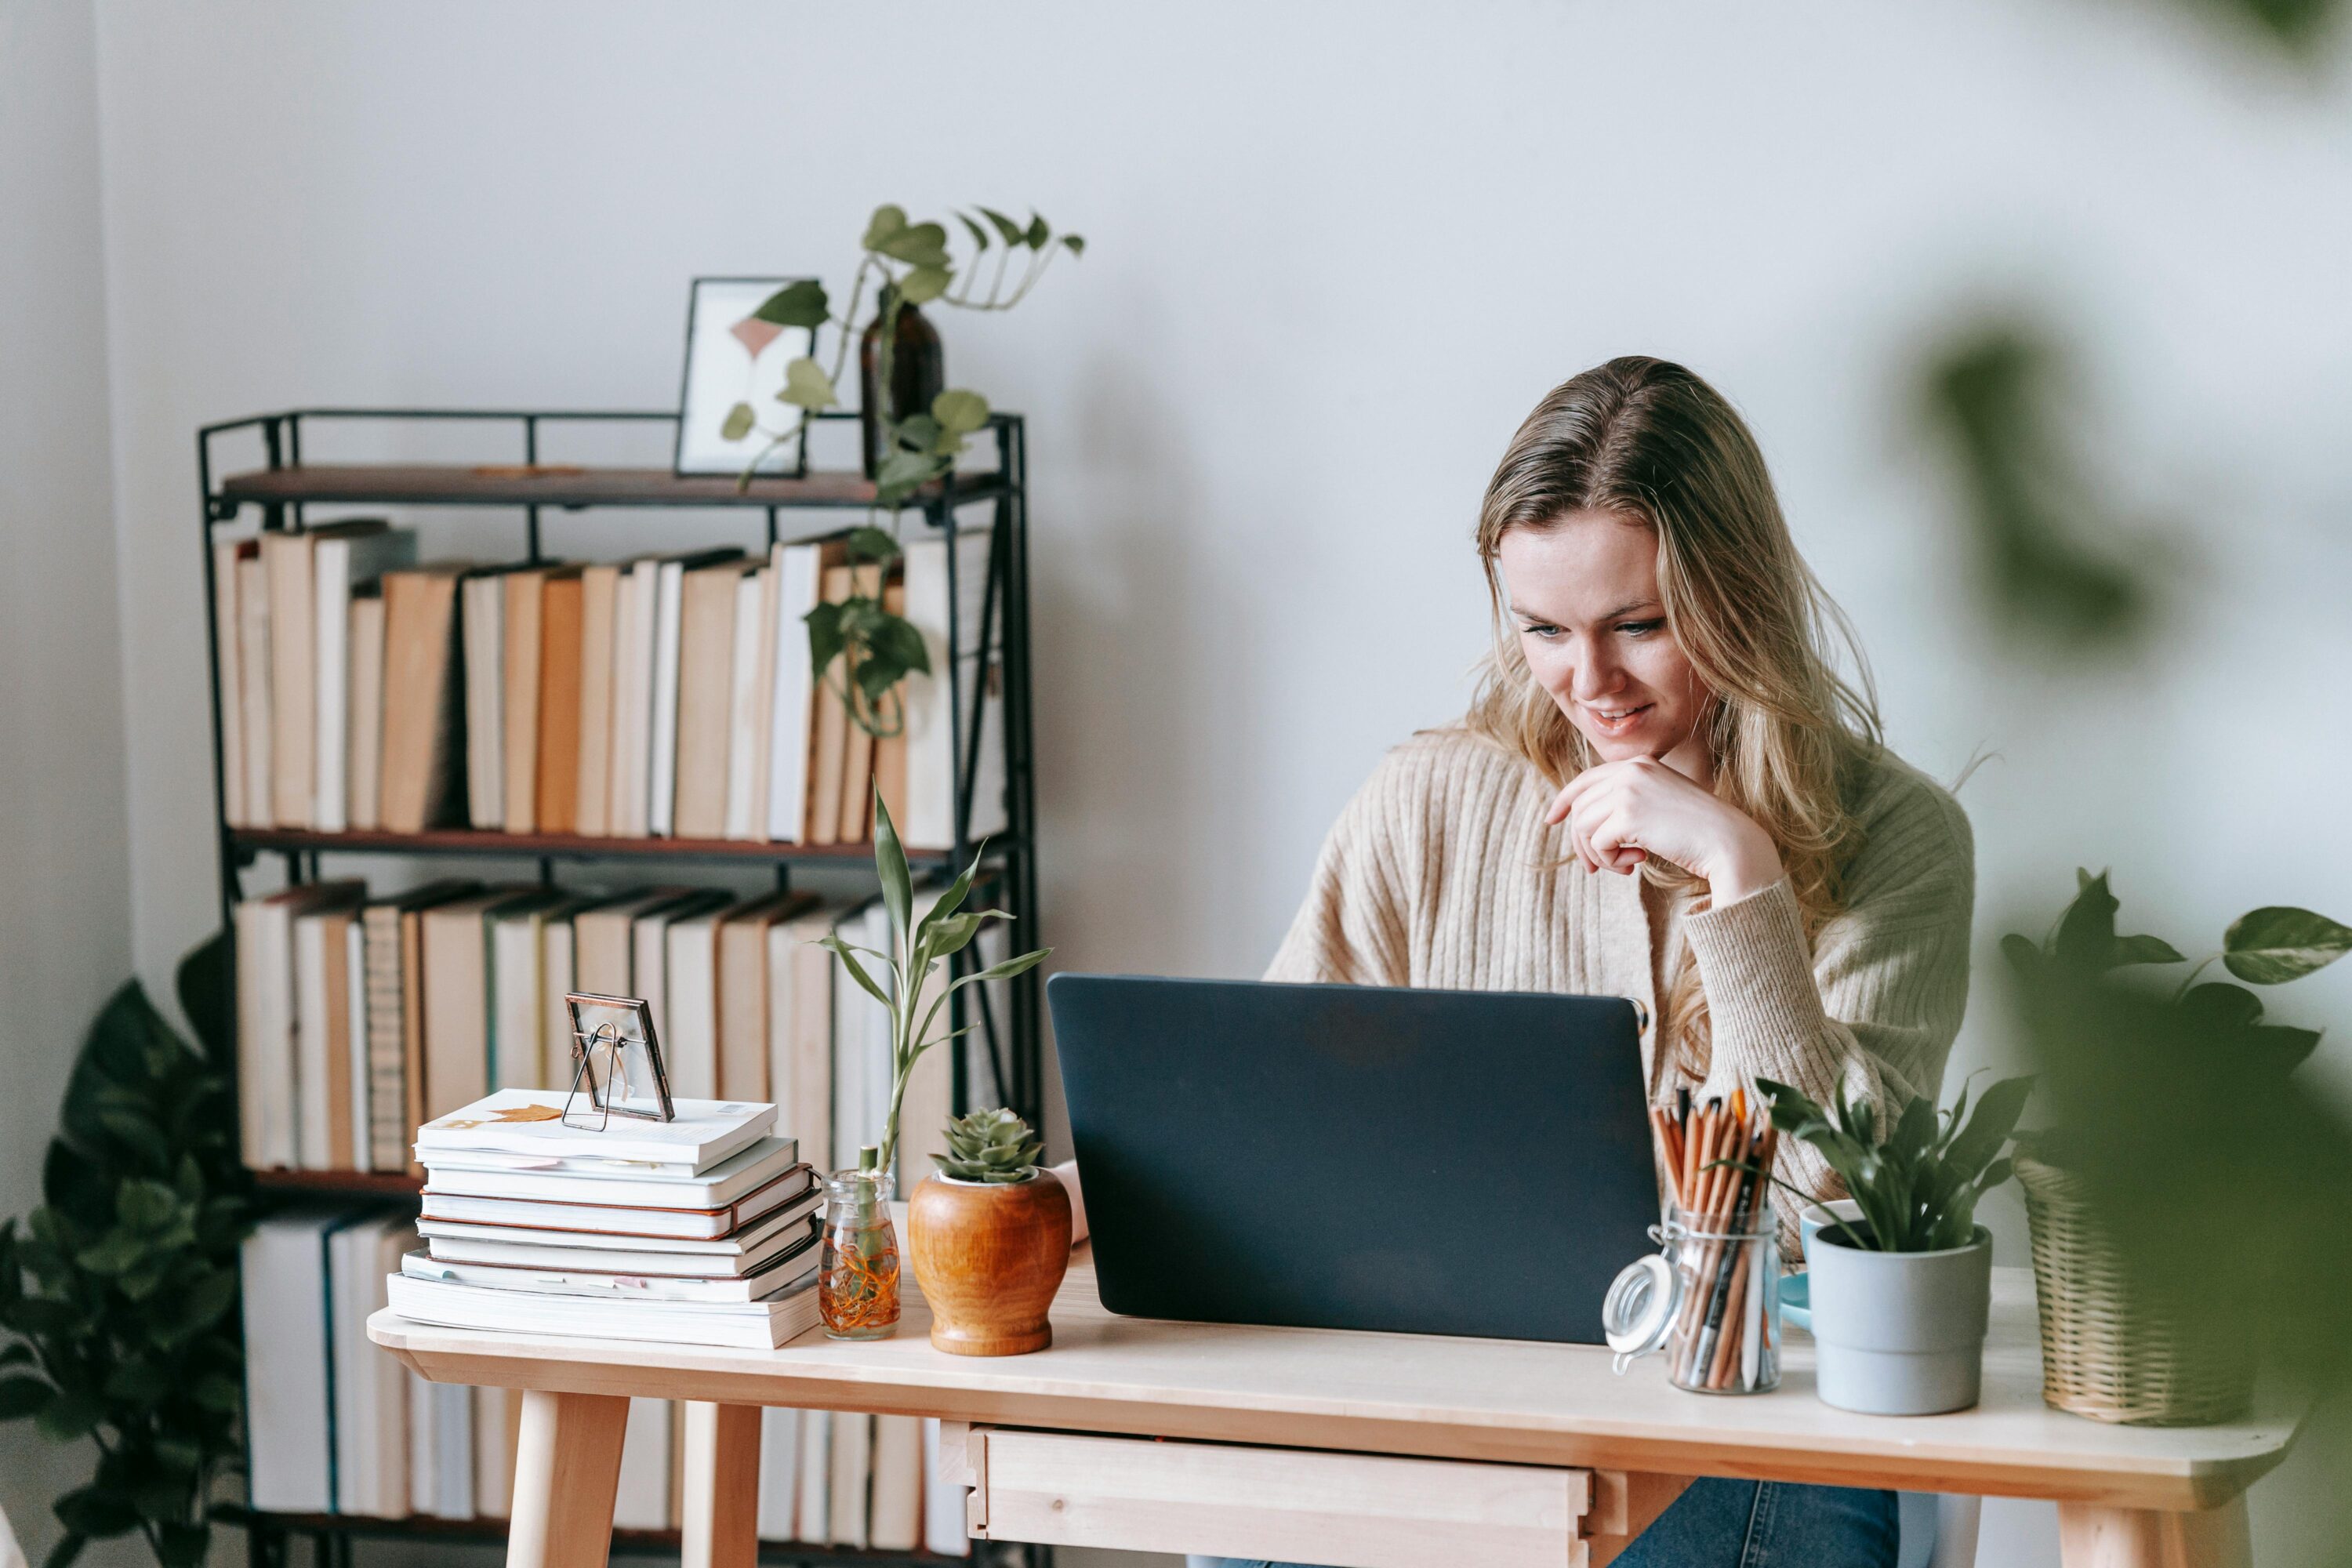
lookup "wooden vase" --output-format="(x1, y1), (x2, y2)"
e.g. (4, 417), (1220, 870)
(906, 1168), (1073, 1356)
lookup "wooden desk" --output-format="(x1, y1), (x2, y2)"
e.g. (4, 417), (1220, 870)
(371, 1252), (2296, 1568)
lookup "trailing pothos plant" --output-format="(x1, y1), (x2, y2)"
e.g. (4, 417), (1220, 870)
(0, 935), (252, 1568)
(1754, 1074), (2033, 1254)
(735, 202), (1083, 739)
(818, 787), (1051, 1187)
(2002, 869), (2352, 1162)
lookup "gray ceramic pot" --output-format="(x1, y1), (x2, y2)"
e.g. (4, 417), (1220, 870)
(1806, 1226), (1992, 1416)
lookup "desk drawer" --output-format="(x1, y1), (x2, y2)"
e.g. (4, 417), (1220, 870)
(951, 1426), (1621, 1568)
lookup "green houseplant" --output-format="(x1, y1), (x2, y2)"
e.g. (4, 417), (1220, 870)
(811, 789), (1050, 1340)
(1756, 1073), (2031, 1414)
(0, 936), (252, 1568)
(2003, 869), (2351, 1424)
(906, 1109), (1073, 1356)
(737, 203), (1083, 740)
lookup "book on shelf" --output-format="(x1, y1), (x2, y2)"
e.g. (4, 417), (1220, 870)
(572, 562), (621, 837)
(756, 1406), (800, 1541)
(805, 562), (857, 848)
(347, 587), (387, 831)
(613, 1399), (671, 1531)
(829, 1409), (873, 1548)
(633, 888), (730, 1050)
(379, 564), (470, 833)
(235, 880), (365, 1170)
(673, 557), (755, 839)
(719, 892), (816, 1102)
(903, 527), (1005, 851)
(536, 568), (586, 834)
(237, 549), (274, 829)
(724, 561), (776, 842)
(316, 524), (416, 830)
(331, 1211), (413, 1516)
(213, 538), (252, 828)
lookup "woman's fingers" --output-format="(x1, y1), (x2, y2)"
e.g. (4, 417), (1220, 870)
(1544, 761), (1613, 826)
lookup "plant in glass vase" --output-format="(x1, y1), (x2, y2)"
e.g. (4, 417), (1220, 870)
(811, 788), (1050, 1340)
(732, 203), (1083, 740)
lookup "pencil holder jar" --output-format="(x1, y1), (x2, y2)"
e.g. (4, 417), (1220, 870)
(1603, 1203), (1781, 1395)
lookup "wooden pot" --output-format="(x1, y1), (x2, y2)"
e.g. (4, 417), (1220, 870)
(907, 1168), (1073, 1356)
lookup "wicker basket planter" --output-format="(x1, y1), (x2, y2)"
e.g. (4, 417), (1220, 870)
(2015, 1151), (2253, 1425)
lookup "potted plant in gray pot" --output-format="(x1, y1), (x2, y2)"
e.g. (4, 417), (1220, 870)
(1755, 1074), (2032, 1416)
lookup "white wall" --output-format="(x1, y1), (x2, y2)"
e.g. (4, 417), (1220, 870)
(0, 0), (135, 1556)
(74, 3), (2352, 1565)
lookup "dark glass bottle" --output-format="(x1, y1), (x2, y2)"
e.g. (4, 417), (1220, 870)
(858, 287), (946, 479)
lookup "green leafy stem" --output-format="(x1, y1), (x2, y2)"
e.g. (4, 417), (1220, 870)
(817, 786), (1051, 1184)
(731, 203), (1083, 738)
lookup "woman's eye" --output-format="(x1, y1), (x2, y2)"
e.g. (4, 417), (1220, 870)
(1520, 622), (1563, 640)
(1617, 619), (1664, 637)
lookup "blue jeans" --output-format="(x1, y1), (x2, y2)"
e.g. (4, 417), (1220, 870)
(1186, 1476), (1899, 1568)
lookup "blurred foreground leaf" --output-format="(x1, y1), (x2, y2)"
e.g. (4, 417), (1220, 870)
(1917, 321), (2156, 650)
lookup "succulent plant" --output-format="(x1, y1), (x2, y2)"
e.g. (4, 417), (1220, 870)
(935, 1108), (1044, 1184)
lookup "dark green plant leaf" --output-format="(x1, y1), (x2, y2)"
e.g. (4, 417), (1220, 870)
(2181, 982), (2264, 1033)
(190, 1374), (240, 1414)
(955, 212), (992, 253)
(2053, 870), (2119, 967)
(1023, 212), (1049, 247)
(176, 935), (233, 1066)
(157, 1524), (209, 1568)
(0, 1374), (54, 1420)
(806, 600), (847, 674)
(44, 1532), (87, 1568)
(36, 1388), (103, 1442)
(963, 947), (1051, 986)
(9, 1297), (77, 1336)
(2245, 1025), (2325, 1074)
(2223, 906), (2352, 985)
(975, 205), (1025, 246)
(719, 402), (756, 442)
(1943, 1076), (2034, 1186)
(752, 278), (829, 330)
(893, 414), (942, 456)
(815, 934), (893, 1011)
(2111, 934), (2187, 966)
(844, 526), (901, 566)
(1062, 234), (1086, 256)
(874, 448), (947, 496)
(74, 1230), (147, 1276)
(873, 788), (913, 949)
(53, 1486), (140, 1539)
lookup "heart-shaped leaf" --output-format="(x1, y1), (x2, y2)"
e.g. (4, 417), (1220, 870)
(956, 212), (992, 253)
(2180, 982), (2263, 1033)
(877, 223), (950, 269)
(1062, 234), (1086, 256)
(778, 357), (837, 412)
(862, 204), (909, 251)
(2110, 933), (2187, 966)
(931, 388), (991, 437)
(719, 402), (755, 442)
(753, 278), (830, 329)
(2223, 906), (2352, 984)
(805, 600), (847, 674)
(845, 526), (901, 566)
(1023, 212), (1049, 247)
(897, 263), (952, 304)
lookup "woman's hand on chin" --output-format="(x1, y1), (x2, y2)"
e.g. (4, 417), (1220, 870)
(1544, 757), (1785, 902)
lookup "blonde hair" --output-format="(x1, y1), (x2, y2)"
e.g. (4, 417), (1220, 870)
(1465, 357), (1882, 1082)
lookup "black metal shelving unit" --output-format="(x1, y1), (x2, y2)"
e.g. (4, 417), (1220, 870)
(198, 407), (1044, 1568)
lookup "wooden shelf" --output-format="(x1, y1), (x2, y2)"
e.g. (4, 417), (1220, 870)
(216, 462), (1007, 512)
(232, 826), (967, 869)
(230, 1508), (976, 1564)
(251, 1168), (422, 1196)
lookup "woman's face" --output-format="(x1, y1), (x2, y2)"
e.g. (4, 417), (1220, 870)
(1497, 511), (1711, 770)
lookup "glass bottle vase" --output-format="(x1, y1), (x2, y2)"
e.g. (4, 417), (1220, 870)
(818, 1168), (901, 1339)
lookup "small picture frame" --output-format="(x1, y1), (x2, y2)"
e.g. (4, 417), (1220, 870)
(673, 276), (818, 478)
(563, 992), (675, 1126)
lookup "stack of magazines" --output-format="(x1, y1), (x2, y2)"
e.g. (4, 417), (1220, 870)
(385, 1090), (823, 1348)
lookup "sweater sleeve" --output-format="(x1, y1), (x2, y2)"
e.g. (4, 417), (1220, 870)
(1264, 760), (1415, 986)
(1682, 775), (1976, 1244)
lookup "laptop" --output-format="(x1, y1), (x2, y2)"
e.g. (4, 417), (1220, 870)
(1047, 974), (1659, 1344)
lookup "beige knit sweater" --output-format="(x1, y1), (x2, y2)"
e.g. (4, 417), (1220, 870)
(1265, 727), (1976, 1246)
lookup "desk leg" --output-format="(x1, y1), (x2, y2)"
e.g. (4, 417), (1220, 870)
(680, 1402), (762, 1568)
(2057, 1497), (2252, 1568)
(507, 1390), (630, 1568)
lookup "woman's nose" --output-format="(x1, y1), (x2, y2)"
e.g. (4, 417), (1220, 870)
(1569, 640), (1622, 701)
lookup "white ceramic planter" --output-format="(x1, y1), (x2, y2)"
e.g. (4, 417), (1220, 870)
(1806, 1227), (1992, 1416)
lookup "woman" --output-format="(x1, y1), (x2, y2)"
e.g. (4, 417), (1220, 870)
(1225, 358), (1974, 1568)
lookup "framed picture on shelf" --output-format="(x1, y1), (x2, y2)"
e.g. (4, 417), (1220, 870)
(673, 275), (818, 478)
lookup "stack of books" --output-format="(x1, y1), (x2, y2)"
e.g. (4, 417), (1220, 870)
(385, 1091), (825, 1349)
